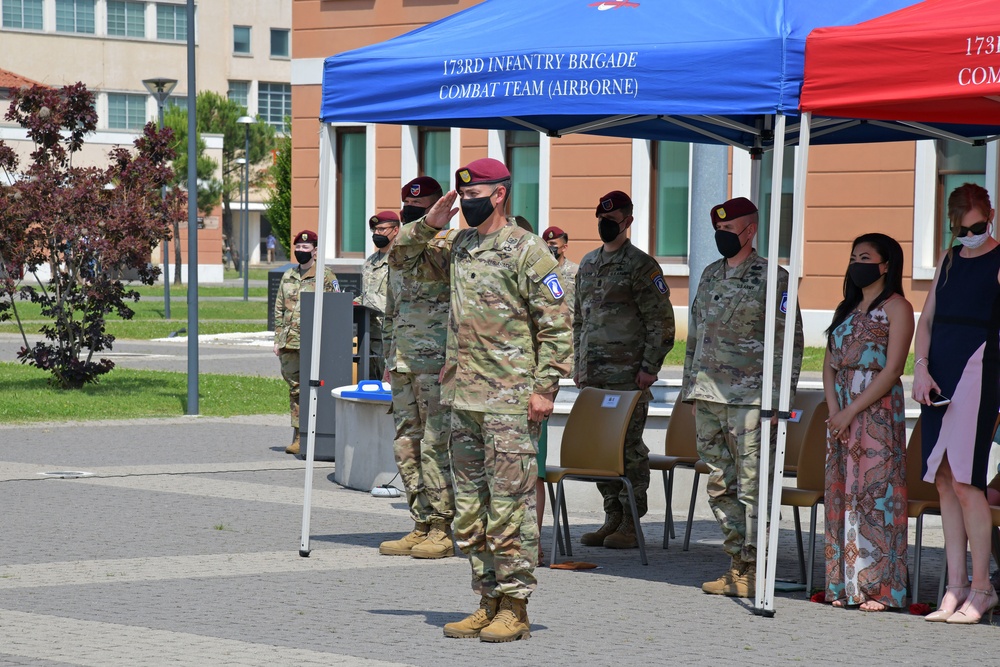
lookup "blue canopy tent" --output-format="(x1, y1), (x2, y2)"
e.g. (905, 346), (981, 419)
(301, 0), (1000, 615)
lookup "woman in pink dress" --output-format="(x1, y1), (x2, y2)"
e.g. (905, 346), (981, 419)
(823, 233), (913, 611)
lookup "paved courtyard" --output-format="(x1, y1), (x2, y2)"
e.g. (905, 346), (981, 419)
(0, 412), (994, 666)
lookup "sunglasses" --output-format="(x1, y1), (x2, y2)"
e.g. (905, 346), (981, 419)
(957, 221), (989, 237)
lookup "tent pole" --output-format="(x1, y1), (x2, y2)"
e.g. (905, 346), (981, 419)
(299, 124), (335, 557)
(753, 113), (785, 616)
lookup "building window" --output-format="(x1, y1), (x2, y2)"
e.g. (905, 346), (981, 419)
(227, 80), (249, 111)
(337, 128), (367, 256)
(504, 130), (539, 230)
(233, 25), (250, 54)
(55, 0), (95, 34)
(650, 141), (690, 261)
(756, 146), (795, 260)
(935, 140), (987, 251)
(258, 82), (290, 131)
(166, 95), (187, 113)
(107, 93), (147, 130)
(3, 0), (44, 29)
(156, 3), (186, 41)
(107, 0), (143, 37)
(418, 127), (450, 191)
(270, 28), (289, 58)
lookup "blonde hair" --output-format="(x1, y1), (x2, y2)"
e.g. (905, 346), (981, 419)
(941, 182), (992, 286)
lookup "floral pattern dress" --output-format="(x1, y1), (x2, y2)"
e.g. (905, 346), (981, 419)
(824, 297), (908, 608)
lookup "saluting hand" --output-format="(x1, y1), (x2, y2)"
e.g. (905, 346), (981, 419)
(425, 190), (459, 230)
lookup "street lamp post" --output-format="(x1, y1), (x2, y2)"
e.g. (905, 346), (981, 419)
(142, 77), (178, 319)
(236, 115), (254, 302)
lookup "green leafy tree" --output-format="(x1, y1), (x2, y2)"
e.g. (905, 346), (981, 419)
(0, 83), (185, 388)
(265, 128), (291, 254)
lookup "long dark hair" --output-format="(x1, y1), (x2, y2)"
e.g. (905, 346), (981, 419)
(826, 233), (905, 346)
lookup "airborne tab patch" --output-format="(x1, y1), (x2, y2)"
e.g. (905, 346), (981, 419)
(650, 271), (668, 295)
(543, 272), (564, 299)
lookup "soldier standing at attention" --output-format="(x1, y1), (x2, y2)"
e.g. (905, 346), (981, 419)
(391, 158), (572, 643)
(379, 177), (458, 560)
(273, 230), (340, 455)
(574, 192), (676, 549)
(360, 211), (400, 380)
(681, 197), (803, 598)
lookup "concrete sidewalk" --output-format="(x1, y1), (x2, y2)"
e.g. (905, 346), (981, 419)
(0, 414), (991, 666)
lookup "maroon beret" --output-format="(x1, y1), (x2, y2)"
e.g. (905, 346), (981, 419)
(294, 229), (318, 246)
(455, 158), (510, 190)
(401, 176), (442, 201)
(711, 197), (758, 227)
(368, 211), (400, 228)
(596, 191), (632, 216)
(542, 226), (568, 242)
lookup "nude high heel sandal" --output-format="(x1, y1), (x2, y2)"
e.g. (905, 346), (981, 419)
(925, 585), (970, 622)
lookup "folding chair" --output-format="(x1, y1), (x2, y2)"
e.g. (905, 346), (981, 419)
(648, 404), (709, 550)
(545, 388), (644, 566)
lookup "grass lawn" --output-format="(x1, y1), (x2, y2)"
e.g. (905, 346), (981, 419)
(0, 362), (285, 423)
(663, 340), (913, 375)
(131, 285), (268, 298)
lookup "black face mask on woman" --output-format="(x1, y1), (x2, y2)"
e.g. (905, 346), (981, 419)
(847, 261), (884, 288)
(460, 191), (496, 228)
(294, 250), (313, 265)
(598, 217), (622, 243)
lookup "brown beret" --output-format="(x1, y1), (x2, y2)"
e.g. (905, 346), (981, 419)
(542, 226), (568, 242)
(455, 158), (510, 190)
(401, 176), (442, 201)
(368, 211), (400, 228)
(711, 197), (758, 227)
(596, 191), (632, 216)
(295, 230), (318, 245)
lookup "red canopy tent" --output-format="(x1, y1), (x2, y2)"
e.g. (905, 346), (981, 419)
(801, 0), (1000, 126)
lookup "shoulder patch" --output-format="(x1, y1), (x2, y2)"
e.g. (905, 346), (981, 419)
(649, 271), (668, 295)
(543, 272), (565, 299)
(780, 291), (788, 314)
(332, 279), (340, 292)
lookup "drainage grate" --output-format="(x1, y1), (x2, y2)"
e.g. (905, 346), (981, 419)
(37, 471), (94, 479)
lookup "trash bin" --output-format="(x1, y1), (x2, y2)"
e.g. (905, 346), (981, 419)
(332, 381), (396, 491)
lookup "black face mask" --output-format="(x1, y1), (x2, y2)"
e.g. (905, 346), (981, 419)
(460, 193), (495, 228)
(847, 262), (884, 288)
(548, 245), (560, 259)
(598, 217), (621, 243)
(294, 250), (313, 265)
(714, 223), (753, 259)
(401, 205), (426, 224)
(372, 233), (391, 249)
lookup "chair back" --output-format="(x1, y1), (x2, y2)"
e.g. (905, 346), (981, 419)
(784, 389), (830, 475)
(906, 417), (938, 502)
(663, 403), (698, 458)
(560, 388), (642, 474)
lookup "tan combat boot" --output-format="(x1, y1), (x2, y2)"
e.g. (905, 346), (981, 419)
(479, 595), (531, 642)
(285, 428), (300, 455)
(443, 595), (500, 639)
(580, 511), (622, 546)
(603, 512), (641, 549)
(378, 522), (429, 556)
(702, 558), (744, 595)
(410, 521), (455, 559)
(724, 562), (756, 598)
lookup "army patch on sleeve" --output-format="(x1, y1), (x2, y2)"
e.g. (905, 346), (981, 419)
(650, 271), (668, 295)
(780, 291), (788, 314)
(332, 279), (340, 292)
(542, 272), (564, 299)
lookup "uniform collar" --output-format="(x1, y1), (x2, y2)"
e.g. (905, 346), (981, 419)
(467, 218), (516, 254)
(721, 248), (760, 279)
(597, 238), (632, 267)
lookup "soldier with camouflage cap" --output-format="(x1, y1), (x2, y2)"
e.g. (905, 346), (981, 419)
(575, 191), (676, 550)
(360, 211), (401, 381)
(378, 176), (458, 560)
(273, 230), (340, 455)
(391, 158), (572, 642)
(681, 196), (803, 598)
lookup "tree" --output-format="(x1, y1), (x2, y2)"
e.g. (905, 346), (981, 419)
(0, 83), (185, 389)
(265, 128), (291, 255)
(163, 104), (221, 284)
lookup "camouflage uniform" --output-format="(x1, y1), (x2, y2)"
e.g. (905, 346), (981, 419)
(383, 251), (455, 526)
(575, 239), (675, 517)
(681, 249), (803, 565)
(273, 264), (340, 427)
(360, 249), (390, 380)
(391, 217), (572, 599)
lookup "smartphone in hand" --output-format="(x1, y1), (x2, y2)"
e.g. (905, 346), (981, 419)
(929, 390), (951, 406)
